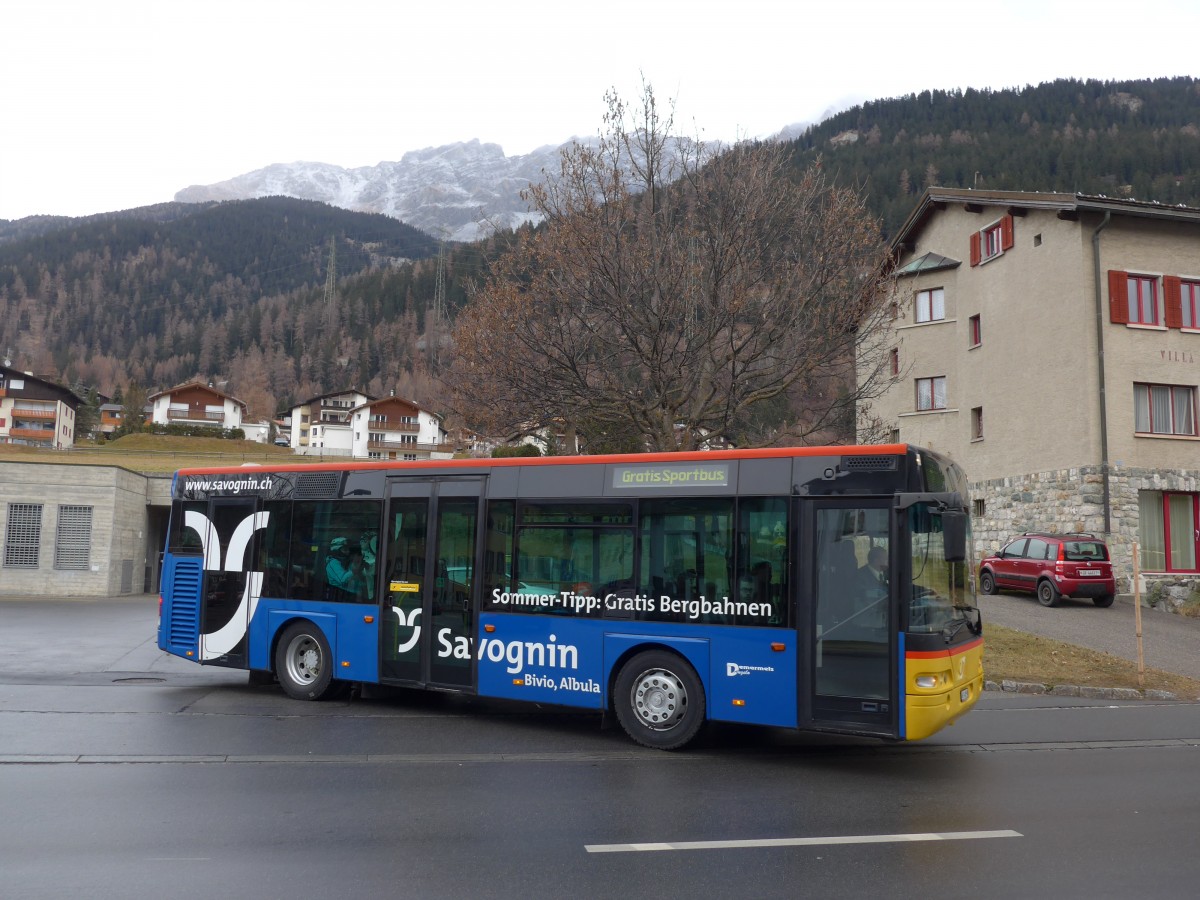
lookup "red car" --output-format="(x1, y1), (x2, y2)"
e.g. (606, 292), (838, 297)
(979, 532), (1116, 608)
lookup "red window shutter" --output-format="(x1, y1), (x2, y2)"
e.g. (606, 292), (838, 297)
(1164, 276), (1183, 329)
(1108, 270), (1129, 324)
(969, 232), (981, 267)
(1001, 214), (1014, 250)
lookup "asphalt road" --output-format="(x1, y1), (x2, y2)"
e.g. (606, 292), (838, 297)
(978, 590), (1200, 681)
(2, 595), (1199, 899)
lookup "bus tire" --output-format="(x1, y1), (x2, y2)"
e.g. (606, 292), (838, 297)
(275, 621), (336, 701)
(614, 650), (706, 751)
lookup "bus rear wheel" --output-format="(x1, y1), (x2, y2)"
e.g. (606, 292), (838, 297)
(614, 650), (706, 750)
(275, 622), (336, 701)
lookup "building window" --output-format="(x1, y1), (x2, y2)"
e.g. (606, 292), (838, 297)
(54, 505), (93, 570)
(1182, 281), (1200, 329)
(1134, 383), (1196, 435)
(971, 407), (984, 440)
(4, 503), (43, 568)
(889, 428), (900, 443)
(915, 288), (945, 323)
(916, 376), (947, 411)
(1127, 275), (1159, 325)
(969, 314), (981, 347)
(972, 498), (986, 518)
(983, 222), (1003, 259)
(970, 215), (1014, 266)
(889, 348), (899, 376)
(1139, 491), (1198, 572)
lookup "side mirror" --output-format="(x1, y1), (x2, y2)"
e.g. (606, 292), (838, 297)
(942, 511), (967, 562)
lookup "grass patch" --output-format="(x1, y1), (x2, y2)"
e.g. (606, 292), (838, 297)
(1178, 594), (1200, 619)
(985, 623), (1200, 699)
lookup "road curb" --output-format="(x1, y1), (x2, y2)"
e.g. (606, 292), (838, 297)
(984, 679), (1178, 701)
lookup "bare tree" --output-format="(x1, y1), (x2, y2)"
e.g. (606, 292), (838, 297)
(448, 83), (897, 452)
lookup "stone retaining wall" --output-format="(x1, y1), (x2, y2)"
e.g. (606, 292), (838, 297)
(971, 464), (1200, 607)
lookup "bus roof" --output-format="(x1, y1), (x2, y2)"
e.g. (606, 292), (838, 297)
(176, 443), (914, 477)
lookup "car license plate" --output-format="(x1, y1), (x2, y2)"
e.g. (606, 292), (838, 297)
(1078, 569), (1100, 576)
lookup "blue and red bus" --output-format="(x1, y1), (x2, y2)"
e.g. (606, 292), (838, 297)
(157, 444), (983, 749)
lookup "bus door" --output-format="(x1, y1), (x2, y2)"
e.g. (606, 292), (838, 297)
(379, 477), (483, 689)
(804, 500), (897, 736)
(198, 496), (264, 668)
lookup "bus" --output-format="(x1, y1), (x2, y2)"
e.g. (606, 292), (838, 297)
(157, 444), (983, 750)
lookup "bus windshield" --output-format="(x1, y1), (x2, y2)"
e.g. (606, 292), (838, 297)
(907, 502), (980, 637)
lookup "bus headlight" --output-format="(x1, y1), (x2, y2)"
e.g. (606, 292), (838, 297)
(915, 674), (940, 689)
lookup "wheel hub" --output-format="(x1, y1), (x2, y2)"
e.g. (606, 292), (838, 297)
(288, 638), (321, 684)
(633, 670), (685, 730)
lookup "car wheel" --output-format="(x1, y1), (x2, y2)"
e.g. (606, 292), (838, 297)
(275, 621), (337, 700)
(979, 570), (997, 595)
(1093, 594), (1115, 608)
(1036, 580), (1061, 608)
(614, 650), (706, 751)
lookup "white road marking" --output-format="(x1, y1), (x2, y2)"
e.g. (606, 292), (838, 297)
(586, 829), (1022, 853)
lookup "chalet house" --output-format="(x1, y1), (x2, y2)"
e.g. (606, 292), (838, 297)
(284, 390), (375, 455)
(148, 382), (246, 431)
(865, 188), (1200, 597)
(98, 403), (124, 434)
(351, 394), (448, 460)
(0, 365), (79, 449)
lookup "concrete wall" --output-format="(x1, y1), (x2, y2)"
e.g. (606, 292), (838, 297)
(0, 462), (170, 598)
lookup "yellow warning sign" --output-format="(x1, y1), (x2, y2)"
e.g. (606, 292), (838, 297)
(390, 581), (420, 593)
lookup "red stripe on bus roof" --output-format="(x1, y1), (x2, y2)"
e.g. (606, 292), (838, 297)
(176, 444), (911, 476)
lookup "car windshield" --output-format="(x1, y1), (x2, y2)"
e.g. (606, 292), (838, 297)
(908, 502), (979, 635)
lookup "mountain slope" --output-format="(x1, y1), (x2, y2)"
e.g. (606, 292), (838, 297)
(791, 76), (1200, 236)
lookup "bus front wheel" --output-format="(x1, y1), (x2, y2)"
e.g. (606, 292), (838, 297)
(614, 650), (706, 751)
(275, 622), (336, 701)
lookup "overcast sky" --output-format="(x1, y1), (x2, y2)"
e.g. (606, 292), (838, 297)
(3, 0), (1199, 221)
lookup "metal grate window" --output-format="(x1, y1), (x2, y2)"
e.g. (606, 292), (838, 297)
(4, 503), (43, 568)
(54, 505), (93, 570)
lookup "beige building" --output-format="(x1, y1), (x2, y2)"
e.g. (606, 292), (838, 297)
(867, 188), (1200, 598)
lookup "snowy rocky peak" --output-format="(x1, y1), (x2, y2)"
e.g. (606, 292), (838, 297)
(175, 139), (571, 242)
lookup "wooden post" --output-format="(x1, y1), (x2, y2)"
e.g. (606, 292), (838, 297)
(1133, 542), (1145, 688)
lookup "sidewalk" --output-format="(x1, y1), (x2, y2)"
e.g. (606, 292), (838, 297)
(0, 593), (202, 677)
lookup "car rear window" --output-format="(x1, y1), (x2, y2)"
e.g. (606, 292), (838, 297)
(1062, 541), (1108, 561)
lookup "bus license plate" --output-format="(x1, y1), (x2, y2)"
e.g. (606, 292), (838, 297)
(1078, 569), (1100, 576)
(960, 687), (970, 702)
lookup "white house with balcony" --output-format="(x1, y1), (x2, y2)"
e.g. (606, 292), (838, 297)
(284, 390), (375, 456)
(0, 365), (79, 448)
(350, 394), (448, 460)
(148, 382), (246, 431)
